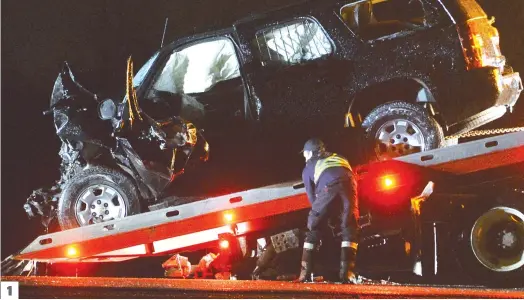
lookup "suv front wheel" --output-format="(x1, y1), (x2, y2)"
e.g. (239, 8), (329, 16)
(57, 166), (141, 230)
(362, 101), (444, 161)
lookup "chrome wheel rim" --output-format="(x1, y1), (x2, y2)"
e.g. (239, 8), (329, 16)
(75, 184), (127, 226)
(375, 119), (425, 160)
(471, 206), (524, 272)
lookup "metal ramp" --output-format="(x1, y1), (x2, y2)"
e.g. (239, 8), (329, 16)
(15, 181), (309, 261)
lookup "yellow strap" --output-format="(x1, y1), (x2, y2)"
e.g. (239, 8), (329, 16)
(314, 154), (352, 184)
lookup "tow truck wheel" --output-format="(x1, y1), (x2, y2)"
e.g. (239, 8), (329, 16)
(57, 166), (141, 230)
(456, 195), (524, 286)
(362, 101), (444, 161)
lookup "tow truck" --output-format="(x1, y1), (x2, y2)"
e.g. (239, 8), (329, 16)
(3, 131), (524, 287)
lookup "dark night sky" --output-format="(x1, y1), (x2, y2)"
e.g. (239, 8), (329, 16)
(2, 0), (524, 259)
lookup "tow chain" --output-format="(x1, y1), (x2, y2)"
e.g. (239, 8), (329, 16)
(445, 126), (524, 140)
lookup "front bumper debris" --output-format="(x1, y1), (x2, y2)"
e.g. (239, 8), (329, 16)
(25, 187), (59, 228)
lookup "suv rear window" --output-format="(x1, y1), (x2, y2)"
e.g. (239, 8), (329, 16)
(254, 18), (333, 66)
(340, 0), (428, 41)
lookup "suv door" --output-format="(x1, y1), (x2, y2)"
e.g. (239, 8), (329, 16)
(136, 35), (260, 196)
(236, 16), (356, 131)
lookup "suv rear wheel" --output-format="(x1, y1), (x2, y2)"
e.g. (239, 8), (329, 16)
(362, 101), (444, 160)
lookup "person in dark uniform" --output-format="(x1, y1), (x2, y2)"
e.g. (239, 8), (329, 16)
(297, 138), (360, 283)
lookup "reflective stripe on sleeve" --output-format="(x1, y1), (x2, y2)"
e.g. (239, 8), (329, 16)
(304, 242), (315, 250)
(341, 241), (358, 250)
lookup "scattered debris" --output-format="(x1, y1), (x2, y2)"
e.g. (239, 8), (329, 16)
(162, 254), (192, 278)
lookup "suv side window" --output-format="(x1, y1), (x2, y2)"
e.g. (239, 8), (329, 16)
(254, 18), (333, 66)
(340, 0), (428, 41)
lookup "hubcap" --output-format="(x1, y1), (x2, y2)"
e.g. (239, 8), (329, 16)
(75, 184), (126, 226)
(471, 207), (524, 272)
(375, 119), (425, 160)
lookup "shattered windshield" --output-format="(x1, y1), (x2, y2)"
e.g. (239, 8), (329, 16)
(133, 52), (159, 87)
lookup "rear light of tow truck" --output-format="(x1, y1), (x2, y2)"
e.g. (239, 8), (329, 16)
(219, 240), (230, 249)
(380, 174), (397, 191)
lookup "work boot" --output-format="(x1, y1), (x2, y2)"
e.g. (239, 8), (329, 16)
(294, 243), (315, 282)
(339, 242), (358, 284)
(251, 266), (262, 280)
(339, 261), (358, 284)
(294, 260), (313, 282)
(252, 244), (277, 280)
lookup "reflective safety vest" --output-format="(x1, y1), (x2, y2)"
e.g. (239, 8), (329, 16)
(313, 153), (352, 184)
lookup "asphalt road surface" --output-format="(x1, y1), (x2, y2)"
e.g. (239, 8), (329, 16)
(3, 276), (524, 299)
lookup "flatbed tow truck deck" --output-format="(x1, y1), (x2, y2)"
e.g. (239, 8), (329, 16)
(11, 131), (524, 262)
(2, 131), (523, 295)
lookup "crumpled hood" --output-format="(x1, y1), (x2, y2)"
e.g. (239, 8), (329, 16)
(50, 62), (97, 110)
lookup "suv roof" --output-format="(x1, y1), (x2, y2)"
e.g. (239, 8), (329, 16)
(441, 0), (488, 23)
(233, 0), (341, 27)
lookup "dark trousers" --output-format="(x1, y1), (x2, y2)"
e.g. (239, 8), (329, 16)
(305, 178), (359, 244)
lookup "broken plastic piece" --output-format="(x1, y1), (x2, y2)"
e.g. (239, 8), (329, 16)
(192, 253), (217, 278)
(162, 254), (192, 278)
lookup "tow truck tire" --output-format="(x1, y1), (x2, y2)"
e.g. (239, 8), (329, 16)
(362, 101), (444, 161)
(57, 166), (141, 230)
(456, 193), (524, 287)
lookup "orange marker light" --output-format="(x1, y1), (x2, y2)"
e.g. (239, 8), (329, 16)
(66, 245), (78, 257)
(224, 213), (234, 222)
(384, 177), (394, 187)
(219, 240), (230, 249)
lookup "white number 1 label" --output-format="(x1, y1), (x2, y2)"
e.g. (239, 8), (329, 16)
(1, 281), (19, 299)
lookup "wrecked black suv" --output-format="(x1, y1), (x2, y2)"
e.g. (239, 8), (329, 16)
(26, 0), (522, 230)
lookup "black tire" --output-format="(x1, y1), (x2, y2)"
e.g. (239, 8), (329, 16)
(450, 106), (506, 136)
(57, 166), (141, 230)
(362, 101), (444, 161)
(455, 192), (524, 287)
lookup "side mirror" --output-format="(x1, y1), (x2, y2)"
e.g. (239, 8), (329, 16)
(98, 99), (117, 120)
